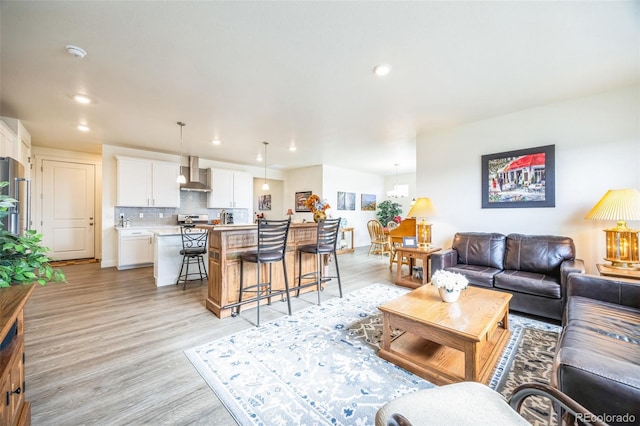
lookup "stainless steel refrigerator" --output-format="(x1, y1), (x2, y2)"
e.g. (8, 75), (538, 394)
(0, 157), (31, 235)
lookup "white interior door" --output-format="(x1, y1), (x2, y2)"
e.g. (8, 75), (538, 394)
(42, 160), (95, 260)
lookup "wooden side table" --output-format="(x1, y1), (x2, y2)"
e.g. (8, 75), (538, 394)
(394, 246), (441, 288)
(336, 227), (354, 254)
(596, 264), (640, 280)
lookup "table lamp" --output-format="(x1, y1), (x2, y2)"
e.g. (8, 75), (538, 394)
(585, 188), (640, 269)
(286, 208), (294, 220)
(406, 197), (436, 248)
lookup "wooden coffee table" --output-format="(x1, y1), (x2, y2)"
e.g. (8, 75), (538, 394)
(378, 285), (512, 385)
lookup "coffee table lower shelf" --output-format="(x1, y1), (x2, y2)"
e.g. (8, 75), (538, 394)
(378, 326), (511, 385)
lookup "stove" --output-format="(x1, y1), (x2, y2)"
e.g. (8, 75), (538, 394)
(177, 214), (209, 225)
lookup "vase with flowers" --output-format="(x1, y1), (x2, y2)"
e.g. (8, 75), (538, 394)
(305, 194), (331, 222)
(431, 270), (468, 302)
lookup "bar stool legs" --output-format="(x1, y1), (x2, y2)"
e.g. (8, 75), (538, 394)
(294, 217), (343, 305)
(233, 218), (292, 327)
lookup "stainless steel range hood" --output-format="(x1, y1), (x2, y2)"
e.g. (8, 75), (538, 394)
(180, 156), (211, 192)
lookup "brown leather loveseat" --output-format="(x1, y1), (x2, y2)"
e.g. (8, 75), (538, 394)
(431, 232), (585, 321)
(552, 273), (640, 424)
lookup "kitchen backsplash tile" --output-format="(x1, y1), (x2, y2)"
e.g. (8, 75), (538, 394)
(115, 191), (249, 227)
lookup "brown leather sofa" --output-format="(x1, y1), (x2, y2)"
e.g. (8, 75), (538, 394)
(431, 232), (585, 321)
(552, 273), (640, 424)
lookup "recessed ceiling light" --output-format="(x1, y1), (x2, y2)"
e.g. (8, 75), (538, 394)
(73, 94), (92, 104)
(373, 63), (392, 77)
(77, 124), (90, 132)
(256, 154), (263, 162)
(289, 144), (297, 152)
(212, 138), (221, 145)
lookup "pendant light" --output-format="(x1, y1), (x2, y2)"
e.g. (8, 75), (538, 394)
(387, 163), (401, 198)
(176, 122), (186, 184)
(262, 141), (269, 190)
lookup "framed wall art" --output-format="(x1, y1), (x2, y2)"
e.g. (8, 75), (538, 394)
(361, 193), (377, 211)
(258, 194), (271, 211)
(337, 191), (356, 210)
(295, 191), (312, 212)
(481, 144), (555, 209)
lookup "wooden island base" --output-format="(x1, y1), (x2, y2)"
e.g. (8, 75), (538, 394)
(200, 222), (322, 318)
(378, 285), (512, 385)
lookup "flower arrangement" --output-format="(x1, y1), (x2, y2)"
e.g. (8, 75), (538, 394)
(392, 215), (402, 224)
(431, 270), (468, 293)
(305, 194), (330, 213)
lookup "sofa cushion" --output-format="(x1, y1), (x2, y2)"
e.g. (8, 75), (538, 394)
(445, 264), (501, 288)
(494, 270), (561, 298)
(554, 325), (640, 419)
(504, 234), (575, 277)
(452, 232), (506, 270)
(564, 296), (640, 345)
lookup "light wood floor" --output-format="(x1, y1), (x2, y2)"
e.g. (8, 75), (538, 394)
(24, 247), (397, 425)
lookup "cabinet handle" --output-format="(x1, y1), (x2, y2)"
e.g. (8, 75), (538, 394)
(6, 386), (21, 405)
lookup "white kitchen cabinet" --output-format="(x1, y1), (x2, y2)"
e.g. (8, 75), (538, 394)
(0, 121), (17, 160)
(207, 168), (253, 209)
(117, 229), (154, 270)
(1, 118), (31, 176)
(116, 156), (180, 207)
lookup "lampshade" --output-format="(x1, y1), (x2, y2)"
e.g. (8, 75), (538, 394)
(286, 209), (293, 216)
(407, 197), (436, 218)
(407, 197), (436, 248)
(585, 189), (640, 223)
(586, 188), (640, 269)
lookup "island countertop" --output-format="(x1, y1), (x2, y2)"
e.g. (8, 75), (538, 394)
(202, 221), (320, 318)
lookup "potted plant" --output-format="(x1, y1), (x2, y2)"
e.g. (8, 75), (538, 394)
(376, 200), (402, 226)
(431, 270), (468, 303)
(0, 181), (65, 287)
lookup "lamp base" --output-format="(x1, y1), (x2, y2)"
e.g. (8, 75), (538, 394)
(416, 221), (432, 249)
(605, 259), (640, 270)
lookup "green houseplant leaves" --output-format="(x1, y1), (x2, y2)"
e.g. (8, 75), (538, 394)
(0, 181), (65, 287)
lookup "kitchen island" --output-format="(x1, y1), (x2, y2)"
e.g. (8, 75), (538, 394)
(153, 227), (209, 287)
(199, 222), (320, 318)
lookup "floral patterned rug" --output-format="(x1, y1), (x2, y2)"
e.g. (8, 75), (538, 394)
(185, 283), (560, 426)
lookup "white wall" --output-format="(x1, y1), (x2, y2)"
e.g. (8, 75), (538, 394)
(253, 178), (284, 220)
(384, 172), (417, 216)
(417, 85), (640, 274)
(322, 164), (386, 247)
(284, 165), (323, 224)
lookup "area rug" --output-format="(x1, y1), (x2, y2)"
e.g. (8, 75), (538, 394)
(185, 283), (561, 426)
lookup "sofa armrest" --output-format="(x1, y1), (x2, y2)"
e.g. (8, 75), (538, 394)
(567, 273), (640, 309)
(561, 259), (585, 286)
(431, 249), (458, 272)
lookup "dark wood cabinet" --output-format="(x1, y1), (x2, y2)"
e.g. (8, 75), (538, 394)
(0, 284), (34, 426)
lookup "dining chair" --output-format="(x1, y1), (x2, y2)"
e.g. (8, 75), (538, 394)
(367, 219), (391, 257)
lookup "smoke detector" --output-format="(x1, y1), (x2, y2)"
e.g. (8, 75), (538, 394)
(66, 45), (87, 59)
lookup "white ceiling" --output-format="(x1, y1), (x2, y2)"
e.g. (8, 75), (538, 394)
(1, 1), (638, 176)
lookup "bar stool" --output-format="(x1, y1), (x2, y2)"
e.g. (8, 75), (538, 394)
(176, 225), (208, 290)
(234, 218), (292, 326)
(295, 217), (342, 305)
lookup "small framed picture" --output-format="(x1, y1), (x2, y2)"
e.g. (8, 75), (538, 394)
(402, 237), (417, 248)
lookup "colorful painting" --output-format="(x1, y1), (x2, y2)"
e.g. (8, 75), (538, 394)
(361, 194), (377, 211)
(481, 145), (555, 208)
(337, 191), (356, 210)
(295, 191), (312, 212)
